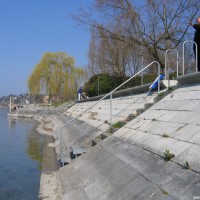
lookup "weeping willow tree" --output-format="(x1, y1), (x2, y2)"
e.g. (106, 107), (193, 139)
(28, 52), (86, 102)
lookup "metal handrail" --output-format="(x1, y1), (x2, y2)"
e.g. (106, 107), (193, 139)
(165, 49), (179, 88)
(60, 90), (153, 157)
(60, 61), (160, 164)
(183, 40), (198, 75)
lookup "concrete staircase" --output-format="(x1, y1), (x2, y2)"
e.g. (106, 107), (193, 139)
(58, 89), (164, 166)
(58, 72), (200, 200)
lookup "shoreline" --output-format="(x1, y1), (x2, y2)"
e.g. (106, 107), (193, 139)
(36, 116), (62, 200)
(39, 134), (62, 200)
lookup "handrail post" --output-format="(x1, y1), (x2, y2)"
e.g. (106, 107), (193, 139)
(165, 49), (179, 88)
(183, 41), (198, 75)
(60, 126), (64, 166)
(165, 50), (169, 87)
(110, 93), (113, 131)
(176, 50), (179, 77)
(157, 62), (161, 94)
(141, 55), (144, 85)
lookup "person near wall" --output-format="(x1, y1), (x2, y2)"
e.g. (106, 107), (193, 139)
(189, 17), (200, 71)
(77, 87), (83, 100)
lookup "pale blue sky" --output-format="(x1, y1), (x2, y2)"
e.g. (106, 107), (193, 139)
(0, 0), (91, 97)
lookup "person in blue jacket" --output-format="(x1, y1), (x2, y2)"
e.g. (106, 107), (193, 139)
(149, 74), (165, 90)
(189, 17), (200, 71)
(77, 87), (83, 100)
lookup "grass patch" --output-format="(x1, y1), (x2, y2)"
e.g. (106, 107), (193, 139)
(158, 92), (165, 97)
(112, 121), (126, 128)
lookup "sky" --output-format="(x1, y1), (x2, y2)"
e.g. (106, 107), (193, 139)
(0, 0), (91, 97)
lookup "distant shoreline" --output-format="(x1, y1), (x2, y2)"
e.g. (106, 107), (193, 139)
(0, 106), (8, 108)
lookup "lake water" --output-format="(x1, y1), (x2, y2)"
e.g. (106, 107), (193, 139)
(0, 108), (45, 200)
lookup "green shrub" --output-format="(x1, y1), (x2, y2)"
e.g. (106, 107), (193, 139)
(83, 73), (159, 98)
(83, 73), (123, 97)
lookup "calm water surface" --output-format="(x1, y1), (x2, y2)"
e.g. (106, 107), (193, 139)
(0, 108), (45, 200)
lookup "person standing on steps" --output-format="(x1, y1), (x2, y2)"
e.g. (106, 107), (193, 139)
(189, 17), (200, 71)
(77, 87), (83, 100)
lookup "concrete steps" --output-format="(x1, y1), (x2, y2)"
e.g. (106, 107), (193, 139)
(62, 131), (114, 164)
(58, 72), (200, 199)
(58, 89), (169, 166)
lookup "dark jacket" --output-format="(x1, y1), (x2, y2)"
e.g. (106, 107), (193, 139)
(78, 87), (83, 94)
(193, 24), (200, 44)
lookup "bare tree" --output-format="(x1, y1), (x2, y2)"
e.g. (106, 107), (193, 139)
(88, 28), (98, 76)
(77, 0), (200, 72)
(88, 22), (144, 79)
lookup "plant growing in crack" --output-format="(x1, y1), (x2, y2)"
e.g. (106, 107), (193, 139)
(168, 87), (174, 91)
(162, 133), (169, 138)
(183, 161), (191, 170)
(112, 121), (126, 128)
(164, 149), (175, 161)
(126, 114), (135, 122)
(158, 92), (165, 97)
(89, 112), (98, 120)
(161, 189), (169, 195)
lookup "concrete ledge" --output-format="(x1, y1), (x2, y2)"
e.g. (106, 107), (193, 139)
(177, 72), (200, 85)
(39, 135), (61, 200)
(162, 80), (178, 87)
